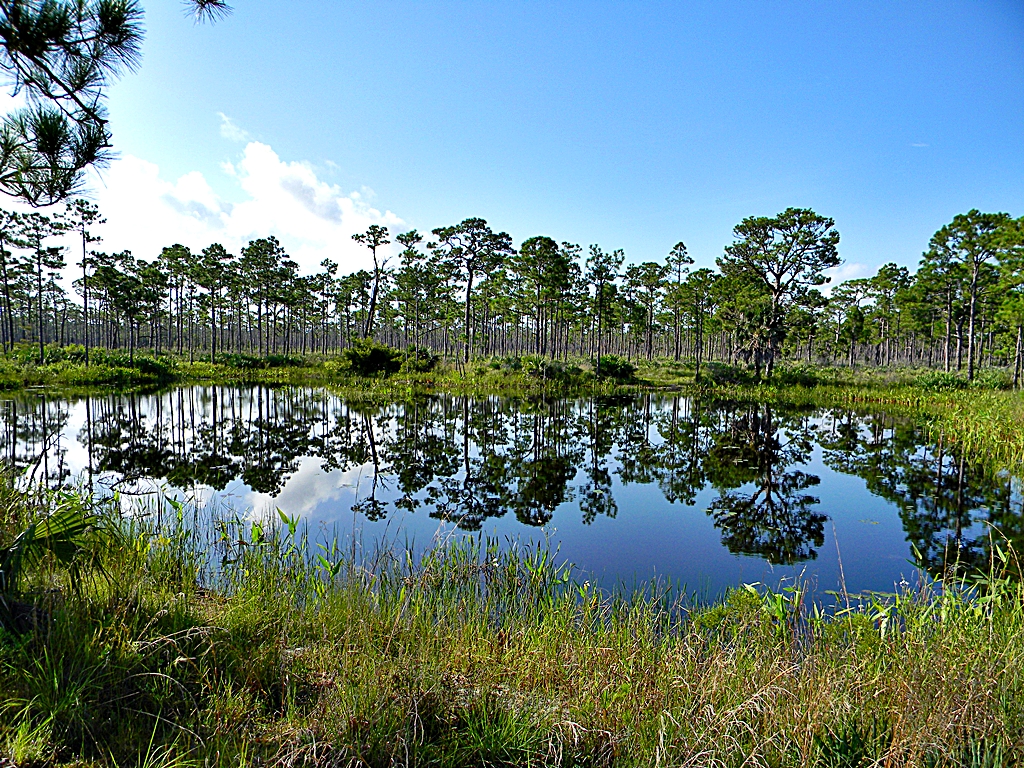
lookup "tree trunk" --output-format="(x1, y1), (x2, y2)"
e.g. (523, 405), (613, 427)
(36, 250), (44, 365)
(81, 234), (90, 365)
(1014, 324), (1023, 390)
(0, 238), (13, 353)
(463, 268), (475, 364)
(966, 273), (978, 381)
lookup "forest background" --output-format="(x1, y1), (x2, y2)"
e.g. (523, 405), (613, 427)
(0, 199), (1019, 391)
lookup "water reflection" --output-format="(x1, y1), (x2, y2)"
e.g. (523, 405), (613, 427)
(817, 411), (1024, 575)
(1, 387), (1021, 583)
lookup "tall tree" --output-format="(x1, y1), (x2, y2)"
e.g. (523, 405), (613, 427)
(351, 224), (390, 339)
(18, 210), (63, 362)
(158, 244), (192, 355)
(62, 198), (103, 363)
(681, 268), (720, 380)
(0, 207), (20, 350)
(429, 218), (513, 363)
(0, 0), (230, 205)
(240, 236), (287, 356)
(717, 208), (840, 379)
(516, 235), (573, 356)
(624, 261), (667, 360)
(585, 244), (623, 372)
(665, 241), (693, 361)
(997, 217), (1024, 388)
(194, 243), (232, 362)
(926, 211), (1014, 381)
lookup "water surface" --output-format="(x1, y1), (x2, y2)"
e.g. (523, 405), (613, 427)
(4, 386), (1021, 597)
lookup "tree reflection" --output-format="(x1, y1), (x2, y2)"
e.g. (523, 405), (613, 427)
(2, 387), (1020, 579)
(703, 402), (826, 563)
(818, 408), (1024, 576)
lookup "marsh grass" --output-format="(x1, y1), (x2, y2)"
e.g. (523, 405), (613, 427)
(1, 481), (1023, 768)
(684, 364), (1024, 478)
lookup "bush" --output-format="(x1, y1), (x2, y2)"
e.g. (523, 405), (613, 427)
(342, 339), (403, 376)
(265, 354), (303, 368)
(493, 355), (523, 372)
(220, 353), (265, 370)
(401, 346), (439, 373)
(701, 362), (757, 386)
(969, 368), (1011, 391)
(595, 355), (636, 382)
(129, 355), (173, 378)
(518, 355), (584, 384)
(218, 353), (305, 371)
(772, 364), (820, 387)
(60, 344), (87, 363)
(916, 370), (968, 392)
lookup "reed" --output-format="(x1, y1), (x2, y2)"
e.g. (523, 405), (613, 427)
(1, 483), (1023, 767)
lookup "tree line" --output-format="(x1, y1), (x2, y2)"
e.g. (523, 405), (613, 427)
(0, 202), (1022, 384)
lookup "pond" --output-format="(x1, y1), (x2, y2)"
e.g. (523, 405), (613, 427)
(3, 385), (1022, 598)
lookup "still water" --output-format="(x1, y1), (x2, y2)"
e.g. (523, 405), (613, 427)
(3, 386), (1022, 597)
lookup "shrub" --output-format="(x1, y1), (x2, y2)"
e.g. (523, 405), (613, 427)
(401, 346), (439, 373)
(519, 355), (586, 384)
(220, 353), (266, 370)
(916, 370), (968, 392)
(130, 355), (173, 379)
(494, 355), (523, 372)
(520, 355), (550, 378)
(772, 364), (820, 387)
(60, 344), (87, 363)
(595, 355), (636, 382)
(265, 354), (303, 368)
(220, 353), (303, 370)
(342, 339), (403, 376)
(701, 362), (757, 386)
(969, 368), (1011, 391)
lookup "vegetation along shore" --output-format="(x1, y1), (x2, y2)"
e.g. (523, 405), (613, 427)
(1, 479), (1023, 768)
(0, 353), (1023, 765)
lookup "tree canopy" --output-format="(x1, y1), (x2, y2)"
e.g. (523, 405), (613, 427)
(0, 0), (230, 205)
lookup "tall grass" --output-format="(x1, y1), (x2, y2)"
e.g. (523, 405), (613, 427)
(1, 482), (1023, 767)
(706, 373), (1024, 479)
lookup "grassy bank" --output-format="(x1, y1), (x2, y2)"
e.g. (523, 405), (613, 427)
(2, 484), (1023, 767)
(0, 344), (636, 395)
(4, 343), (1024, 476)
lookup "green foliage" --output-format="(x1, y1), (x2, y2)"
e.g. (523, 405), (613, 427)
(0, 483), (110, 637)
(702, 361), (758, 385)
(494, 354), (589, 384)
(0, 488), (1022, 766)
(772, 363), (821, 387)
(400, 345), (439, 373)
(219, 353), (304, 370)
(342, 339), (403, 376)
(969, 368), (1012, 391)
(218, 353), (266, 370)
(813, 719), (892, 768)
(595, 354), (636, 381)
(916, 370), (969, 392)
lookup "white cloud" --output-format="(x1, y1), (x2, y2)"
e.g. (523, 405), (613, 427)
(910, 142), (929, 148)
(218, 112), (250, 143)
(823, 262), (871, 290)
(86, 140), (404, 274)
(239, 457), (368, 524)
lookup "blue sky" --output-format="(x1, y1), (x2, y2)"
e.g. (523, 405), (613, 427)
(90, 0), (1024, 277)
